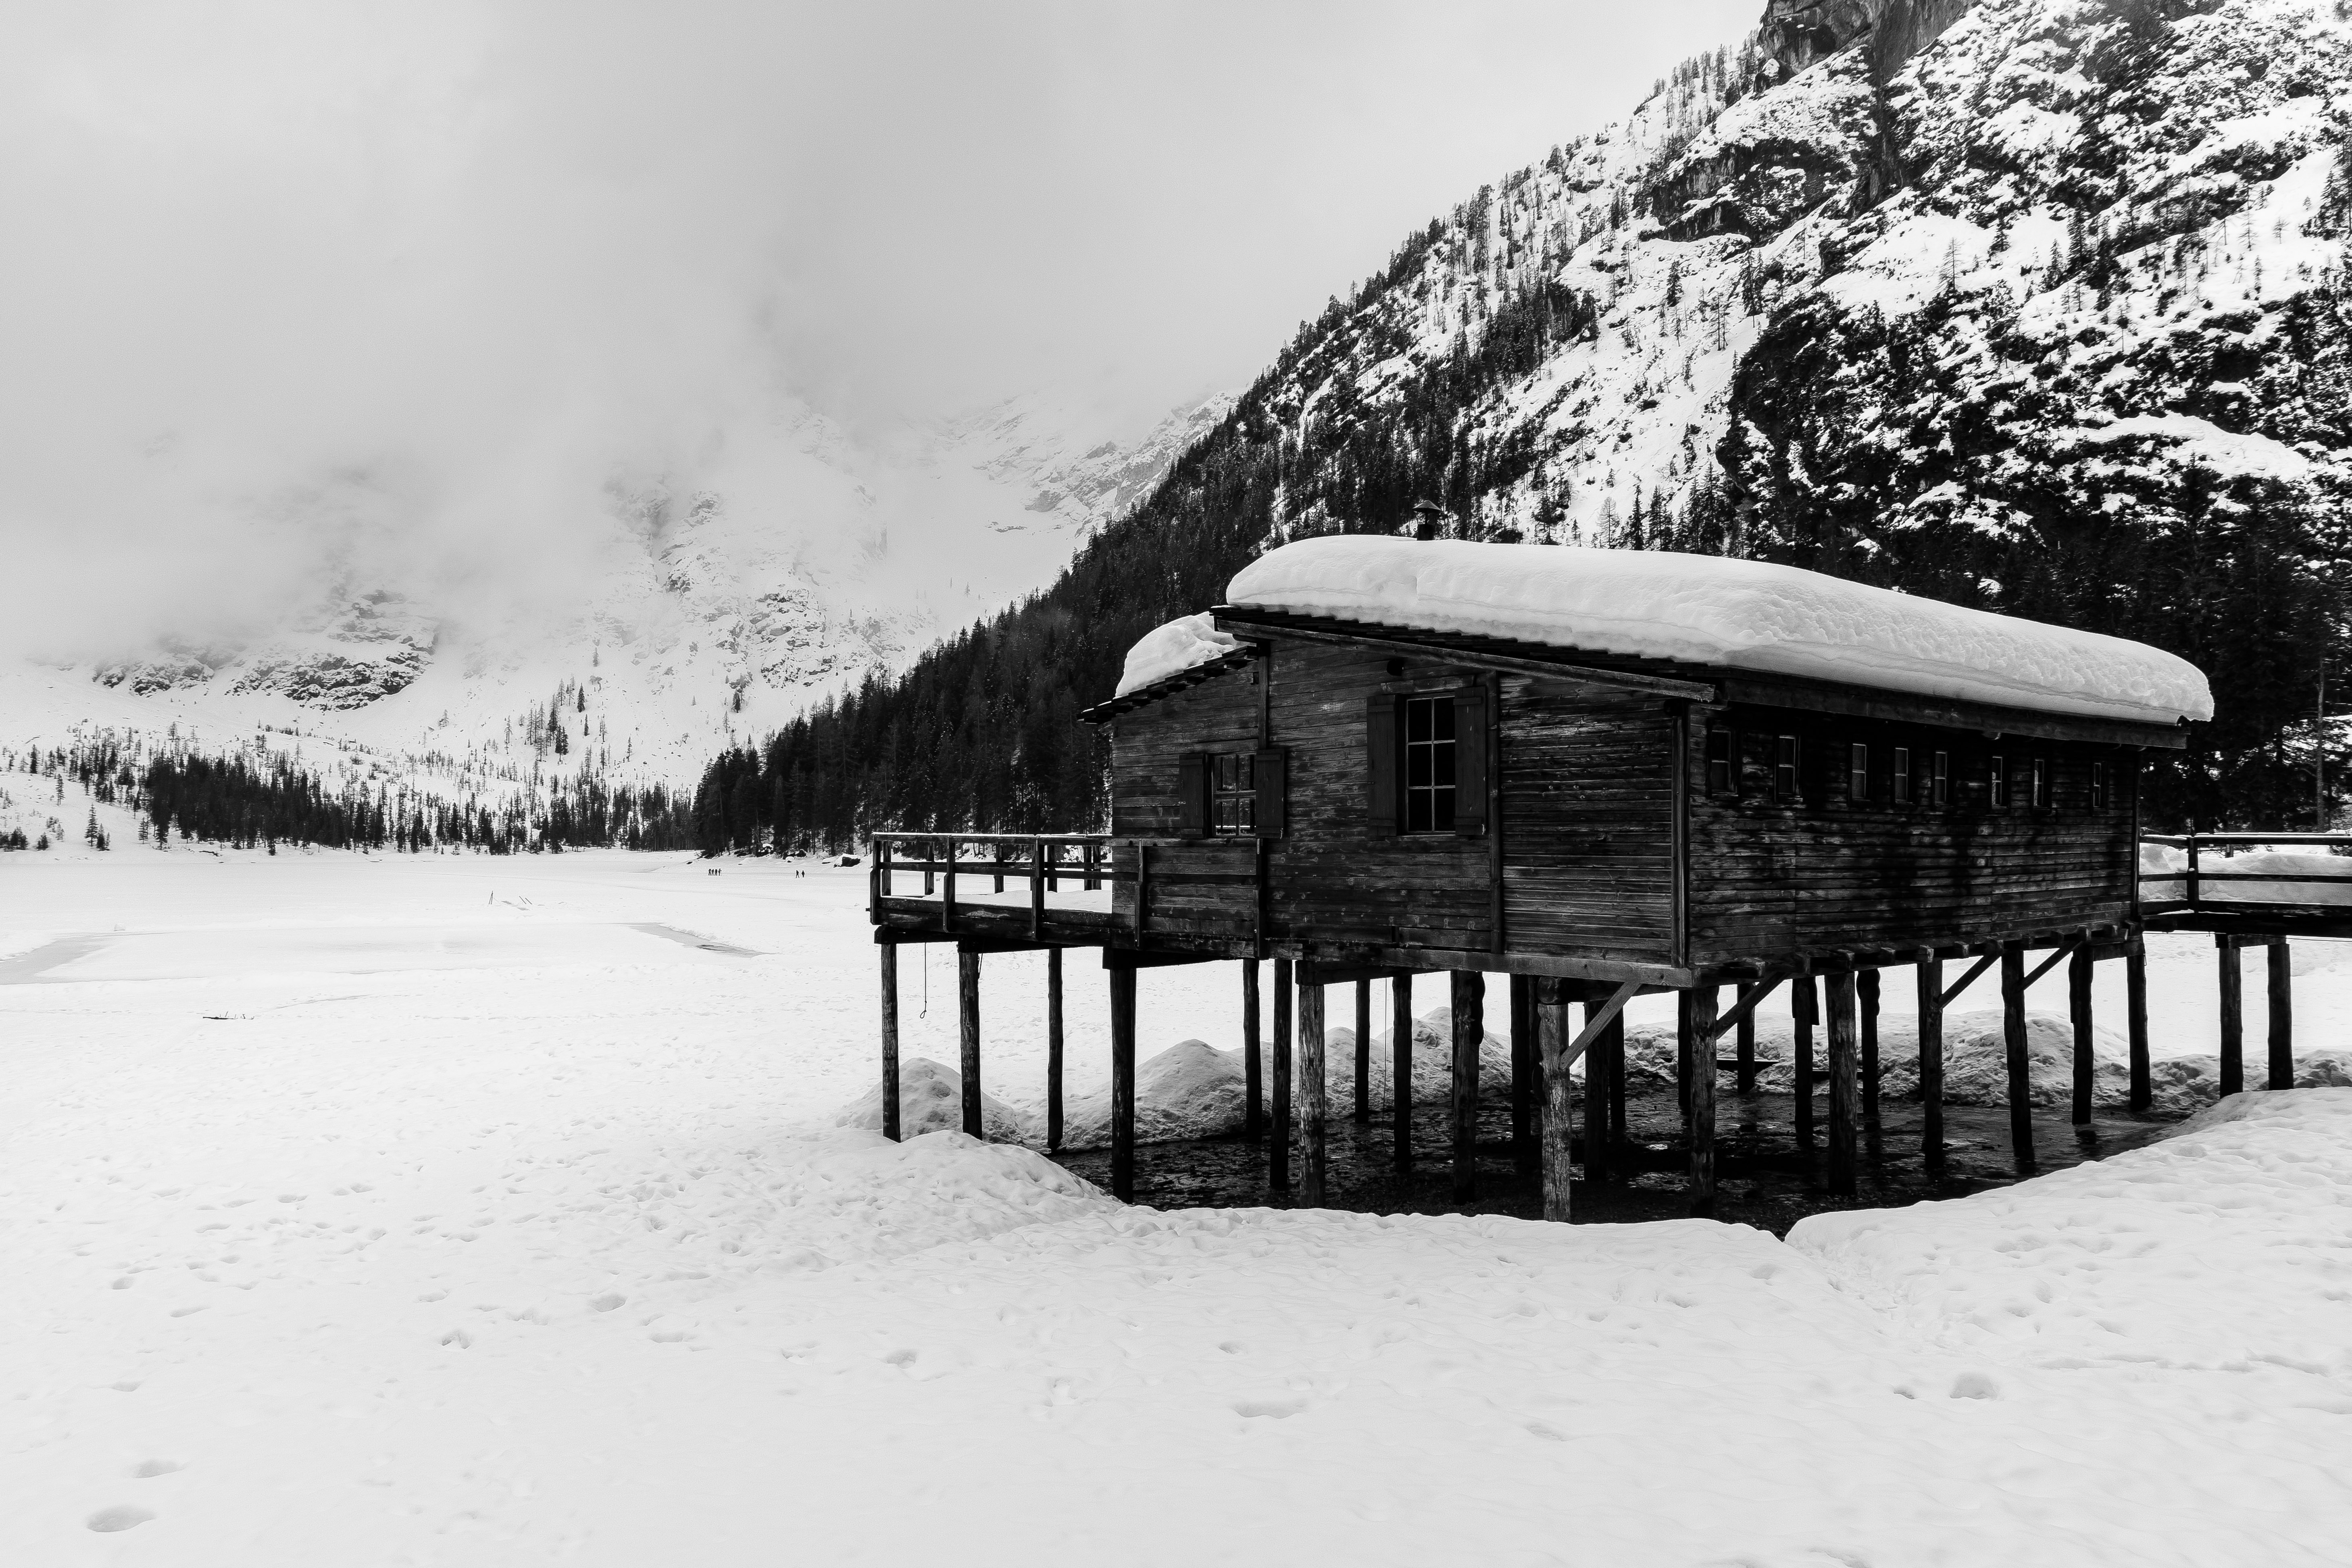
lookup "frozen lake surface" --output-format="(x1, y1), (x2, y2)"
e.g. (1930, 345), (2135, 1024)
(2, 850), (2347, 1565)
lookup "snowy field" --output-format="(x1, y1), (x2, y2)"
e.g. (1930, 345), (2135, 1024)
(5, 850), (2350, 1565)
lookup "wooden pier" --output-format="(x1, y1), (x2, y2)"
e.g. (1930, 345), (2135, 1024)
(857, 560), (2325, 1219)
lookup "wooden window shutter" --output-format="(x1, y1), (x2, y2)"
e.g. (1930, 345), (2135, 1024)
(1365, 694), (1400, 836)
(1254, 747), (1287, 839)
(1452, 683), (1489, 837)
(1176, 751), (1208, 838)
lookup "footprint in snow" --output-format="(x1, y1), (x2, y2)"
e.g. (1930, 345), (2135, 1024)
(131, 1459), (183, 1478)
(87, 1506), (154, 1533)
(1950, 1370), (2001, 1400)
(590, 1293), (626, 1312)
(1233, 1397), (1307, 1419)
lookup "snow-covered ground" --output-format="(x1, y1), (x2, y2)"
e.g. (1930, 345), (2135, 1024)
(4, 852), (2348, 1564)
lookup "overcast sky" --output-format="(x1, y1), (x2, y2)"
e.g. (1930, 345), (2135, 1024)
(0, 0), (1759, 652)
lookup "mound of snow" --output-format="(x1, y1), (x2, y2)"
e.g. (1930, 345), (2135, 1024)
(1225, 536), (2211, 724)
(832, 1056), (1034, 1144)
(1114, 612), (1244, 696)
(1327, 1006), (1512, 1112)
(1060, 1039), (1251, 1149)
(1678, 1007), (2351, 1118)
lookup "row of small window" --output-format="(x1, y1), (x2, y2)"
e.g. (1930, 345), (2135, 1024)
(1704, 730), (2111, 810)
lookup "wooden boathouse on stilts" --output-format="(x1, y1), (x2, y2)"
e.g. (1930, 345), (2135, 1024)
(866, 535), (2254, 1217)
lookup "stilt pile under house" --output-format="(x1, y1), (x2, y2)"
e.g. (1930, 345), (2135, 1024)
(865, 535), (2299, 1215)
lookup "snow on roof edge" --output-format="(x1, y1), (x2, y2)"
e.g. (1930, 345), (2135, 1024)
(1222, 537), (2212, 727)
(1113, 612), (1247, 698)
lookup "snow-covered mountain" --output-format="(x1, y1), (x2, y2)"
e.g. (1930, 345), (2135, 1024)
(3, 390), (1231, 819)
(726, 0), (2352, 843)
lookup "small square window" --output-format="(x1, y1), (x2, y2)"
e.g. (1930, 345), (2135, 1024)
(1848, 742), (1869, 803)
(2090, 761), (2107, 810)
(1892, 747), (1912, 805)
(1990, 754), (2008, 808)
(1210, 752), (1256, 836)
(1706, 727), (1735, 795)
(1773, 735), (1800, 802)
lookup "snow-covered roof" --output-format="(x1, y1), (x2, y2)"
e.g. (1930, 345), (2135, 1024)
(1114, 612), (1247, 698)
(1222, 537), (2212, 726)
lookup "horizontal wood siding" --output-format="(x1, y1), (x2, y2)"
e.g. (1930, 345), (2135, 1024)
(1684, 703), (2139, 966)
(1108, 671), (1259, 938)
(1264, 642), (1490, 948)
(1499, 677), (1675, 964)
(1109, 670), (1259, 839)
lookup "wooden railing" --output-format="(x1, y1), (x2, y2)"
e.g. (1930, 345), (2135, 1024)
(870, 832), (1114, 940)
(2140, 831), (2352, 916)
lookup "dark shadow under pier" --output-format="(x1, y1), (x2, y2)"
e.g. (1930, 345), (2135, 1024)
(1050, 1085), (2180, 1236)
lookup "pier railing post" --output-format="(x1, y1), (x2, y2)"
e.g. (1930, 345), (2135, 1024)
(1242, 960), (1264, 1141)
(1046, 947), (1065, 1153)
(2126, 938), (2151, 1112)
(1792, 977), (1818, 1153)
(1271, 957), (1293, 1192)
(1354, 978), (1372, 1124)
(1826, 971), (1860, 1198)
(1450, 970), (1484, 1202)
(1299, 975), (1326, 1206)
(1688, 985), (1719, 1216)
(2268, 938), (2294, 1090)
(1107, 958), (1137, 1201)
(1536, 977), (1573, 1222)
(1735, 983), (1757, 1094)
(958, 946), (983, 1138)
(1915, 950), (1943, 1169)
(879, 942), (901, 1142)
(2217, 934), (2244, 1097)
(1390, 972), (1414, 1167)
(1511, 974), (1537, 1177)
(2002, 946), (2036, 1175)
(2069, 943), (2095, 1126)
(1858, 966), (1881, 1156)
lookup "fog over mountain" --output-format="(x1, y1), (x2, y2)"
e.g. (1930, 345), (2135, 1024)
(0, 0), (1752, 702)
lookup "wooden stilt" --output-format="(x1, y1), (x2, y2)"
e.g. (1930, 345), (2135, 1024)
(1826, 972), (1859, 1198)
(1675, 989), (1693, 1118)
(2269, 939), (2294, 1090)
(1242, 960), (1263, 1141)
(1450, 970), (1484, 1203)
(1603, 1009), (1628, 1163)
(2069, 944), (2095, 1127)
(1583, 991), (1614, 1186)
(1390, 972), (1413, 1167)
(958, 947), (983, 1138)
(1271, 957), (1293, 1192)
(1792, 977), (1818, 1152)
(2126, 939), (2151, 1112)
(1735, 983), (1757, 1094)
(1536, 978), (1573, 1221)
(1046, 948), (1064, 1152)
(2002, 946), (2036, 1176)
(1107, 961), (1137, 1202)
(2217, 935), (2244, 1097)
(1915, 950), (1943, 1169)
(1511, 974), (1537, 1179)
(1858, 968), (1881, 1154)
(1354, 978), (1372, 1124)
(879, 943), (902, 1143)
(1300, 977), (1327, 1206)
(1688, 985), (1719, 1217)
